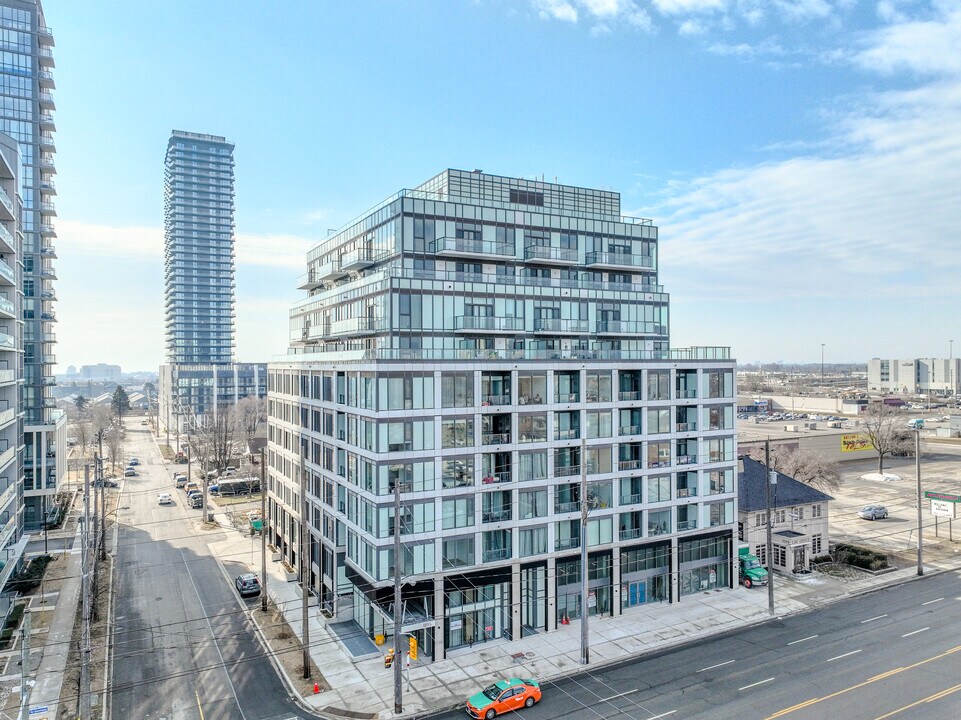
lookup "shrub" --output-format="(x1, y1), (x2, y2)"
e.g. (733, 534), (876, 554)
(811, 555), (833, 564)
(5, 554), (54, 593)
(834, 543), (889, 570)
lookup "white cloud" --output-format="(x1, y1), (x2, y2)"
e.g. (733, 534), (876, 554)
(678, 19), (708, 34)
(853, 7), (961, 76)
(534, 0), (579, 21)
(55, 220), (315, 271)
(651, 0), (727, 14)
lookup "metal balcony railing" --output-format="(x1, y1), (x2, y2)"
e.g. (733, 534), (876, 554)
(585, 252), (654, 268)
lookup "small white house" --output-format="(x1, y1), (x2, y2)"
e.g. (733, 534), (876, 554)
(737, 456), (833, 574)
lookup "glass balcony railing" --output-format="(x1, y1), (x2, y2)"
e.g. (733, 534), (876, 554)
(596, 321), (667, 335)
(481, 472), (512, 485)
(0, 224), (13, 250)
(677, 520), (698, 531)
(0, 369), (14, 384)
(618, 390), (643, 401)
(429, 237), (514, 257)
(555, 537), (580, 551)
(533, 318), (589, 333)
(0, 297), (13, 317)
(619, 527), (643, 540)
(481, 394), (511, 406)
(676, 455), (698, 465)
(676, 486), (698, 498)
(524, 245), (578, 263)
(294, 346), (731, 363)
(555, 465), (580, 478)
(585, 252), (654, 268)
(0, 186), (13, 217)
(620, 492), (643, 505)
(483, 547), (512, 562)
(619, 425), (642, 436)
(482, 432), (511, 445)
(0, 333), (14, 349)
(618, 459), (644, 471)
(454, 316), (524, 333)
(675, 422), (697, 432)
(0, 408), (15, 427)
(555, 500), (579, 513)
(0, 260), (14, 285)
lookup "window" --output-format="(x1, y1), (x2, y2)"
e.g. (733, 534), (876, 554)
(586, 411), (612, 439)
(442, 372), (474, 408)
(812, 535), (822, 555)
(442, 457), (474, 488)
(509, 189), (544, 206)
(519, 452), (548, 482)
(812, 504), (822, 518)
(442, 497), (474, 529)
(647, 370), (670, 401)
(708, 469), (733, 495)
(585, 372), (611, 402)
(586, 446), (612, 474)
(705, 370), (734, 398)
(519, 489), (548, 519)
(647, 475), (670, 503)
(773, 545), (786, 567)
(647, 408), (670, 434)
(772, 509), (786, 524)
(519, 414), (548, 443)
(442, 418), (474, 448)
(754, 544), (767, 565)
(520, 526), (548, 556)
(443, 537), (474, 569)
(518, 372), (547, 404)
(792, 506), (804, 521)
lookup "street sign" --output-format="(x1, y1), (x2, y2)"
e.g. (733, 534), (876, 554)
(931, 500), (958, 518)
(925, 491), (961, 503)
(29, 708), (48, 716)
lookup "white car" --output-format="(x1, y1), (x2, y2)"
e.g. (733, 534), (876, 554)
(157, 493), (173, 505)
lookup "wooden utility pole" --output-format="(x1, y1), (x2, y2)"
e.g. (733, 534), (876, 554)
(79, 465), (91, 720)
(261, 448), (268, 613)
(765, 439), (776, 615)
(579, 435), (590, 665)
(916, 430), (923, 576)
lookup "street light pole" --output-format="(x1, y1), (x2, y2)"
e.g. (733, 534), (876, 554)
(260, 448), (268, 613)
(916, 430), (923, 576)
(300, 437), (310, 680)
(821, 344), (825, 388)
(764, 439), (776, 615)
(393, 463), (403, 714)
(579, 435), (590, 665)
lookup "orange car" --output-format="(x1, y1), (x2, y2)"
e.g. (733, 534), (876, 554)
(466, 677), (542, 719)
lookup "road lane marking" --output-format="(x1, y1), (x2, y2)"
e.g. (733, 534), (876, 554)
(597, 688), (639, 702)
(195, 688), (205, 720)
(740, 678), (775, 691)
(646, 712), (676, 720)
(827, 649), (862, 662)
(697, 659), (735, 673)
(787, 635), (818, 645)
(901, 627), (930, 638)
(764, 644), (961, 719)
(871, 682), (961, 720)
(921, 597), (944, 606)
(861, 614), (888, 623)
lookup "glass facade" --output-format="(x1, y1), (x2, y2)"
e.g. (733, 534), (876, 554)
(0, 1), (62, 531)
(267, 170), (737, 661)
(164, 130), (235, 365)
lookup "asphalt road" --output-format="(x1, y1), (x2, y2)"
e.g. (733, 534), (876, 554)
(109, 418), (306, 720)
(428, 570), (961, 720)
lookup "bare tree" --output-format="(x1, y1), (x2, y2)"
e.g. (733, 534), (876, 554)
(860, 404), (912, 473)
(188, 405), (242, 477)
(73, 417), (91, 457)
(745, 445), (841, 494)
(234, 396), (266, 455)
(103, 426), (124, 473)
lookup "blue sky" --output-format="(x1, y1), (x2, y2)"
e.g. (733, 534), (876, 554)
(47, 0), (961, 371)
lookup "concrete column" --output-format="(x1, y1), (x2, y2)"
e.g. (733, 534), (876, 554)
(670, 536), (680, 603)
(510, 562), (521, 642)
(433, 577), (445, 661)
(546, 556), (557, 631)
(611, 546), (621, 617)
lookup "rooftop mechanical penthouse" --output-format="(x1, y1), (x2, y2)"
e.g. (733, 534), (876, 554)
(267, 169), (736, 663)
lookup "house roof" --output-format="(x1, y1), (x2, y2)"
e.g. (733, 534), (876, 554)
(738, 456), (834, 513)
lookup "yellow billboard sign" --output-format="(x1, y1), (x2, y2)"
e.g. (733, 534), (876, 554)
(841, 434), (873, 452)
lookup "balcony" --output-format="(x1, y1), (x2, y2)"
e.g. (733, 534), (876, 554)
(533, 318), (589, 334)
(40, 268), (57, 280)
(43, 397), (57, 408)
(38, 47), (55, 67)
(555, 536), (580, 551)
(330, 317), (380, 337)
(0, 333), (14, 350)
(0, 224), (14, 253)
(429, 237), (514, 258)
(482, 432), (511, 445)
(0, 260), (14, 286)
(555, 500), (579, 513)
(619, 527), (643, 540)
(39, 92), (55, 110)
(585, 252), (654, 270)
(0, 186), (13, 220)
(618, 459), (643, 471)
(481, 472), (511, 485)
(620, 492), (643, 505)
(555, 428), (579, 441)
(39, 158), (56, 173)
(38, 70), (55, 89)
(481, 394), (511, 407)
(0, 407), (14, 428)
(677, 520), (698, 531)
(42, 354), (56, 364)
(676, 389), (697, 399)
(524, 245), (579, 265)
(618, 390), (643, 401)
(40, 244), (57, 258)
(40, 180), (56, 196)
(40, 224), (56, 237)
(40, 202), (56, 217)
(619, 425), (642, 436)
(596, 321), (666, 335)
(454, 316), (524, 334)
(676, 455), (698, 466)
(676, 486), (698, 498)
(0, 369), (14, 384)
(482, 547), (512, 563)
(675, 422), (697, 433)
(38, 25), (54, 46)
(340, 248), (376, 271)
(555, 465), (580, 478)
(0, 297), (13, 318)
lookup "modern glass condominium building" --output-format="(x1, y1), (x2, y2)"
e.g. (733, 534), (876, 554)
(164, 130), (235, 365)
(0, 1), (64, 530)
(267, 170), (737, 662)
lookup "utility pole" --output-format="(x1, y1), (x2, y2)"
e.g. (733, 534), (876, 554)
(100, 457), (107, 562)
(820, 344), (825, 388)
(764, 439), (776, 614)
(19, 608), (31, 720)
(260, 448), (268, 613)
(916, 430), (923, 576)
(41, 494), (47, 555)
(79, 465), (91, 720)
(92, 453), (100, 563)
(579, 435), (590, 665)
(393, 463), (403, 715)
(300, 438), (310, 679)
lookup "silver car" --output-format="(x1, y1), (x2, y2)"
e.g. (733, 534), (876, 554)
(858, 504), (888, 520)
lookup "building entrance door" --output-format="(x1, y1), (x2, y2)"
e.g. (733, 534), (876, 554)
(793, 547), (806, 573)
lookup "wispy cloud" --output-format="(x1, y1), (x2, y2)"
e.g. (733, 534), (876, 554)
(56, 220), (314, 270)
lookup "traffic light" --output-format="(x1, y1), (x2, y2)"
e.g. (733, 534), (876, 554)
(408, 635), (418, 661)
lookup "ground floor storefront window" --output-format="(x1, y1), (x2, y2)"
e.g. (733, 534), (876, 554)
(678, 532), (731, 597)
(445, 582), (509, 650)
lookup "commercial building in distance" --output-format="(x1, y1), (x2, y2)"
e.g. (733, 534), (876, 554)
(267, 169), (737, 662)
(867, 358), (960, 396)
(159, 131), (264, 433)
(0, 0), (65, 531)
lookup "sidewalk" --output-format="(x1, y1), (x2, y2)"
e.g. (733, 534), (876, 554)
(205, 522), (961, 720)
(29, 520), (83, 719)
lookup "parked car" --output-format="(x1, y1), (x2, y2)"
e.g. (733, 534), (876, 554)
(466, 678), (542, 719)
(858, 504), (889, 520)
(186, 489), (202, 502)
(189, 495), (203, 509)
(140, 420), (148, 425)
(128, 458), (140, 466)
(235, 573), (261, 598)
(173, 473), (188, 487)
(157, 493), (172, 505)
(123, 468), (137, 477)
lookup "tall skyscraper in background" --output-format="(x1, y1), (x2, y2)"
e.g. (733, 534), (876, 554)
(159, 131), (264, 434)
(0, 0), (64, 532)
(164, 131), (235, 364)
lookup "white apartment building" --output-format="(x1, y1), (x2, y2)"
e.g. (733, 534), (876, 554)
(267, 170), (738, 662)
(868, 357), (960, 396)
